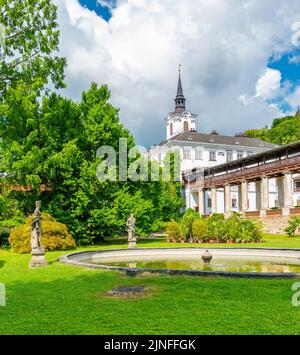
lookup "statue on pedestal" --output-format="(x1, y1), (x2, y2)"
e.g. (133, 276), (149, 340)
(29, 201), (49, 268)
(126, 214), (137, 248)
(30, 201), (43, 252)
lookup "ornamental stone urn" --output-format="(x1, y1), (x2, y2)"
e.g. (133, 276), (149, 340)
(202, 250), (212, 263)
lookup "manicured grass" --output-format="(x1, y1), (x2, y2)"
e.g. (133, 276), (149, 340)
(0, 235), (300, 335)
(103, 233), (300, 249)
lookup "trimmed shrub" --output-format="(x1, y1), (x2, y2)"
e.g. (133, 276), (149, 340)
(9, 213), (76, 253)
(192, 219), (208, 241)
(165, 221), (181, 242)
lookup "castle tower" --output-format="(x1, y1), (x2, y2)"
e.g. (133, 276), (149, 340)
(166, 66), (197, 139)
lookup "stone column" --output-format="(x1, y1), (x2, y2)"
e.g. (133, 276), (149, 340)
(277, 176), (284, 208)
(261, 177), (269, 216)
(198, 189), (205, 217)
(211, 187), (217, 214)
(255, 181), (262, 211)
(185, 188), (191, 209)
(224, 184), (231, 218)
(283, 172), (293, 215)
(238, 184), (242, 212)
(241, 180), (248, 212)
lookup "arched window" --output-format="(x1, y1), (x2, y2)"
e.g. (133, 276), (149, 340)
(183, 121), (189, 132)
(170, 122), (173, 136)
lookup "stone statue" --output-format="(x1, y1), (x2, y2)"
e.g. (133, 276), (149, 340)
(126, 214), (136, 240)
(126, 214), (137, 248)
(30, 200), (42, 252)
(29, 201), (48, 268)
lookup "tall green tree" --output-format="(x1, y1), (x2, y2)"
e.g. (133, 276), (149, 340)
(0, 83), (183, 243)
(0, 0), (66, 97)
(0, 0), (183, 243)
(244, 111), (300, 146)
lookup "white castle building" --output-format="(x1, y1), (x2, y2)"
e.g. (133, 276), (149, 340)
(147, 69), (300, 214)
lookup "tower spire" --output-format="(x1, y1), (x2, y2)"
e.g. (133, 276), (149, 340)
(175, 64), (185, 111)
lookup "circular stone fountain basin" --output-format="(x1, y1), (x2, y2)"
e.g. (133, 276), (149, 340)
(58, 248), (300, 278)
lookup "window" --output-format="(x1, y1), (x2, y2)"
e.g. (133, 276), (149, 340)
(209, 151), (216, 161)
(227, 151), (233, 162)
(195, 150), (202, 160)
(170, 122), (173, 136)
(183, 121), (189, 132)
(207, 198), (212, 208)
(294, 181), (300, 192)
(183, 149), (191, 160)
(232, 198), (237, 208)
(237, 152), (243, 160)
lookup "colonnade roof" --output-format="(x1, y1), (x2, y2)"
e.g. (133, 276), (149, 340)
(207, 140), (300, 175)
(185, 140), (300, 178)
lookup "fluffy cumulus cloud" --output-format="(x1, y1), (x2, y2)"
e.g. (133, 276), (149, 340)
(54, 0), (300, 146)
(286, 87), (300, 110)
(255, 68), (282, 100)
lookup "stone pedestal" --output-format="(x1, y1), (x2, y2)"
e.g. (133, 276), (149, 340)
(128, 238), (137, 249)
(29, 247), (49, 268)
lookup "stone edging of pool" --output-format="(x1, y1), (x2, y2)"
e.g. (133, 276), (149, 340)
(58, 247), (300, 278)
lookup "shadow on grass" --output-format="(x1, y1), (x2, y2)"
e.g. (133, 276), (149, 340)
(0, 260), (5, 268)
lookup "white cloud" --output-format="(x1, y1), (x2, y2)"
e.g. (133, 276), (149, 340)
(255, 68), (281, 100)
(54, 0), (300, 146)
(286, 86), (300, 109)
(97, 0), (114, 11)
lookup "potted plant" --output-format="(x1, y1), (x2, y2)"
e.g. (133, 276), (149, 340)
(165, 221), (181, 243)
(192, 219), (207, 245)
(227, 239), (235, 244)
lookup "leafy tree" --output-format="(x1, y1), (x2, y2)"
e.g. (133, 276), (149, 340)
(244, 127), (268, 141)
(244, 112), (300, 146)
(0, 82), (183, 244)
(267, 114), (300, 145)
(0, 0), (66, 97)
(0, 1), (183, 245)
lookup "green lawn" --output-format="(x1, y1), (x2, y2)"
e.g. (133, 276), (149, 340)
(103, 233), (300, 249)
(1, 234), (300, 335)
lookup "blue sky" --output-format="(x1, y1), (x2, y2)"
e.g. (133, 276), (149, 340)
(79, 0), (114, 21)
(57, 0), (300, 146)
(268, 50), (300, 112)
